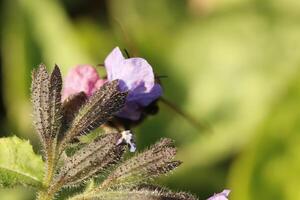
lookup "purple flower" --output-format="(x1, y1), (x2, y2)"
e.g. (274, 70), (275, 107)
(104, 47), (162, 120)
(207, 190), (230, 200)
(62, 48), (162, 121)
(62, 65), (106, 101)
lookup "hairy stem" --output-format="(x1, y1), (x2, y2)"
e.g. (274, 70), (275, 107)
(37, 178), (63, 200)
(44, 152), (55, 186)
(39, 142), (60, 200)
(37, 190), (55, 200)
(43, 138), (59, 185)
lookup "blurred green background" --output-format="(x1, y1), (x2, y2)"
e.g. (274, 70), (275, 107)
(1, 0), (300, 199)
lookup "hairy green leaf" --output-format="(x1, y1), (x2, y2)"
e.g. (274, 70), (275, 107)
(31, 64), (51, 149)
(31, 64), (63, 159)
(100, 138), (180, 189)
(0, 136), (44, 188)
(53, 133), (124, 187)
(61, 92), (87, 133)
(69, 188), (197, 200)
(59, 80), (128, 152)
(49, 65), (63, 140)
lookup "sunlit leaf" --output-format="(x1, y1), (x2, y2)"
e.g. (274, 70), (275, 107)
(0, 136), (44, 188)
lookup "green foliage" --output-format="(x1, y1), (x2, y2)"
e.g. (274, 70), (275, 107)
(0, 188), (35, 200)
(229, 74), (300, 200)
(0, 136), (44, 188)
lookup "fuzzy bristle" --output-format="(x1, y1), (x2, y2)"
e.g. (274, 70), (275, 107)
(100, 138), (180, 189)
(58, 80), (128, 153)
(69, 188), (197, 200)
(31, 64), (62, 160)
(49, 65), (63, 139)
(53, 133), (124, 187)
(61, 92), (88, 134)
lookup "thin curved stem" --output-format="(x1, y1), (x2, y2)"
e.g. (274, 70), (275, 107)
(160, 97), (212, 133)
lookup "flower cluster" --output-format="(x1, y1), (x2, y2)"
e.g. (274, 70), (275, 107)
(63, 47), (162, 121)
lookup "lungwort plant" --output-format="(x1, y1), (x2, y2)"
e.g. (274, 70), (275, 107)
(0, 47), (230, 200)
(0, 64), (197, 200)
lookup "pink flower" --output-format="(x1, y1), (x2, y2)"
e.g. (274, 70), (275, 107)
(62, 65), (106, 101)
(207, 190), (230, 200)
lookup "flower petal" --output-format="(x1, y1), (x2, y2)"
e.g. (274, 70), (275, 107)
(127, 83), (162, 106)
(105, 47), (162, 103)
(62, 65), (105, 101)
(104, 47), (125, 81)
(116, 101), (142, 121)
(207, 190), (230, 200)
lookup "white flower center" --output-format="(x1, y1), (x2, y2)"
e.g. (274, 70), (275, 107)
(116, 130), (136, 152)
